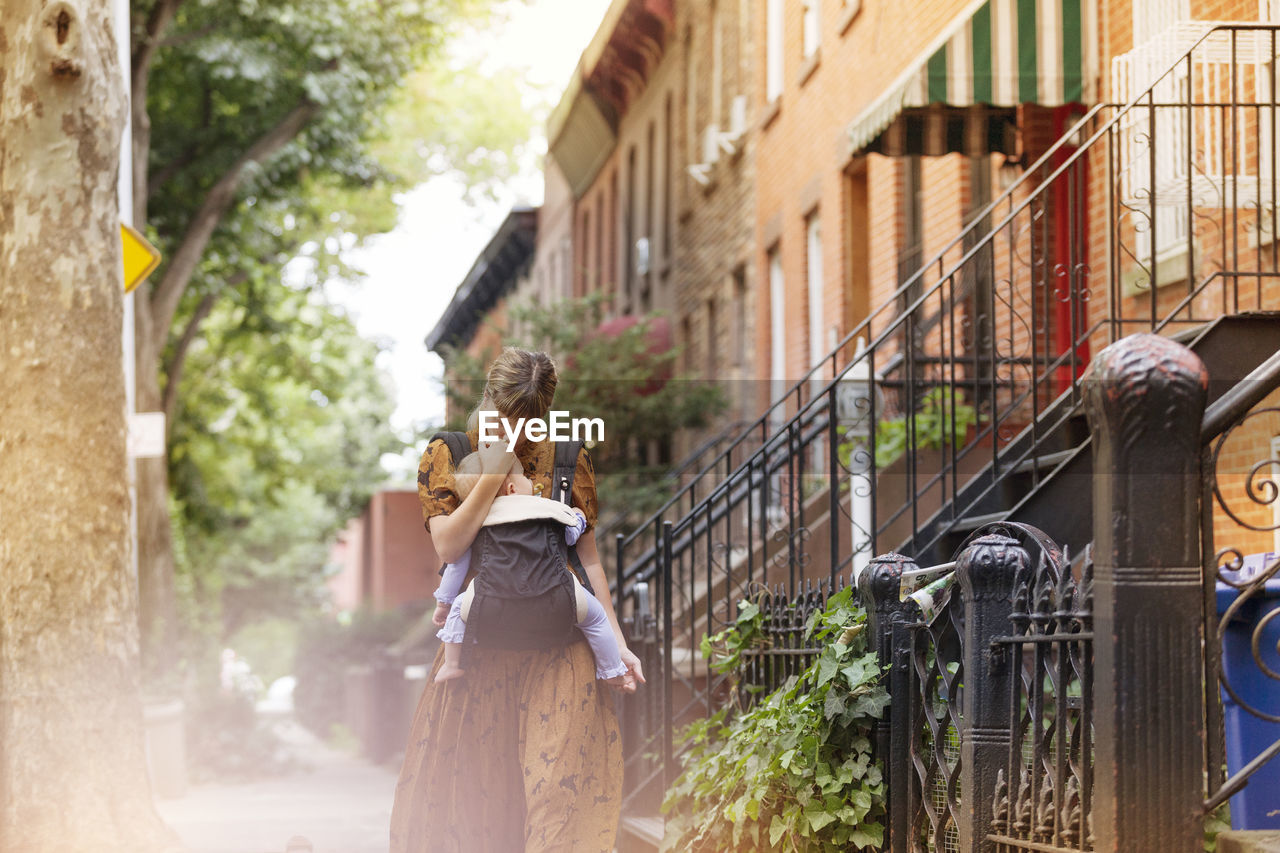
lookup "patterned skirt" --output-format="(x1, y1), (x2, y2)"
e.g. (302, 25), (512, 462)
(389, 639), (623, 852)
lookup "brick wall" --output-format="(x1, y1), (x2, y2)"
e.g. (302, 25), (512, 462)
(752, 0), (977, 411)
(671, 0), (758, 432)
(325, 492), (441, 613)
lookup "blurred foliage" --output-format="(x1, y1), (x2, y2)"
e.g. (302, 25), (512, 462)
(227, 618), (301, 688)
(293, 608), (419, 738)
(169, 285), (399, 662)
(439, 293), (729, 526)
(140, 0), (545, 689)
(185, 684), (304, 783)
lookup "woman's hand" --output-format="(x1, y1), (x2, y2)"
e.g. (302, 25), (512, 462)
(475, 437), (512, 475)
(614, 646), (645, 694)
(602, 645), (645, 694)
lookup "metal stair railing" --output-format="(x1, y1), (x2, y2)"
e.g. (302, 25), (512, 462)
(617, 23), (1280, 819)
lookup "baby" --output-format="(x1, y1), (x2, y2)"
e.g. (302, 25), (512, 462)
(432, 451), (628, 685)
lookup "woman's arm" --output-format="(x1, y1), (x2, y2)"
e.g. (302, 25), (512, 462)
(576, 529), (645, 690)
(427, 440), (512, 563)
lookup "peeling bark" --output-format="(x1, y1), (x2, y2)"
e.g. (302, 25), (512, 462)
(0, 1), (177, 849)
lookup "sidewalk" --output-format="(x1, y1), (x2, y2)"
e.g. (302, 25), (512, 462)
(155, 718), (400, 853)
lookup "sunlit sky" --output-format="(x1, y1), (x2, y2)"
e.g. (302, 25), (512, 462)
(325, 0), (613, 481)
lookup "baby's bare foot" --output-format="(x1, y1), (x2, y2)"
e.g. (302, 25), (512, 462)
(434, 664), (465, 683)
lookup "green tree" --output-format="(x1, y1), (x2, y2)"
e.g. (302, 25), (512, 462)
(128, 0), (541, 682)
(168, 283), (399, 658)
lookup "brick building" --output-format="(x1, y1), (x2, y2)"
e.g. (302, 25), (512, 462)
(426, 205), (538, 425)
(326, 490), (440, 613)
(424, 0), (1280, 565)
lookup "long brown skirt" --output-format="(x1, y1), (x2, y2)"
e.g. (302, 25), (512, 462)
(389, 639), (623, 852)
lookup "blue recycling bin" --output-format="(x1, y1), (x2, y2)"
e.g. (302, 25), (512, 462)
(1216, 578), (1280, 830)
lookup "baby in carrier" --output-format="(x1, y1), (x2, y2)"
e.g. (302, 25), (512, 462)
(431, 450), (628, 685)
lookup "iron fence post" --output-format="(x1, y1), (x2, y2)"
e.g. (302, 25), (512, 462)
(1084, 333), (1208, 853)
(956, 533), (1027, 852)
(858, 551), (916, 853)
(857, 552), (912, 836)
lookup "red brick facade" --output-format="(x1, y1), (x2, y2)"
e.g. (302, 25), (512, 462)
(328, 491), (440, 613)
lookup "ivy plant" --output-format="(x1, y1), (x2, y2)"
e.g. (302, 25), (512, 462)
(662, 586), (890, 852)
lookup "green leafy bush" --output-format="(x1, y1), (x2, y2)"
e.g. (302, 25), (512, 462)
(292, 608), (416, 738)
(838, 387), (979, 471)
(662, 586), (890, 852)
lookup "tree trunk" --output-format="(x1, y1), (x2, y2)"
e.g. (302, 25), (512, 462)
(133, 328), (179, 682)
(0, 2), (177, 849)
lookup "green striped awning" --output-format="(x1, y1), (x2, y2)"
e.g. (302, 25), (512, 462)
(846, 0), (1095, 157)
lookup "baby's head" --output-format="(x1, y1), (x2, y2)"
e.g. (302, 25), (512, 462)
(453, 451), (535, 501)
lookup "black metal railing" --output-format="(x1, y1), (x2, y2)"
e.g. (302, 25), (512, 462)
(637, 332), (1277, 851)
(1199, 347), (1280, 821)
(616, 23), (1280, 834)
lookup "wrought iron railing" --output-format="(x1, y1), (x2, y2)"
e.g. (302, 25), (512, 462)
(616, 22), (1280, 834)
(634, 332), (1278, 850)
(859, 521), (1095, 853)
(1199, 346), (1280, 821)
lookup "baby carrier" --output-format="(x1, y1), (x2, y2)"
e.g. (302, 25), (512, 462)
(429, 432), (594, 651)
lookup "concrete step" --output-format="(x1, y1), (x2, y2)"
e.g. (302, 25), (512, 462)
(619, 815), (664, 852)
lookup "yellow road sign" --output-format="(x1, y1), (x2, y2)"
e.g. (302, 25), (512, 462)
(121, 224), (161, 293)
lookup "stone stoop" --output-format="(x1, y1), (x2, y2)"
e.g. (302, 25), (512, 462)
(1219, 831), (1280, 853)
(617, 815), (664, 853)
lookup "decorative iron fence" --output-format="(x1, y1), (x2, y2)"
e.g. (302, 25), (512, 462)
(625, 332), (1280, 852)
(858, 520), (1094, 853)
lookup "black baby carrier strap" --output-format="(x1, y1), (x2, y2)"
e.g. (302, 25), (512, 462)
(428, 431), (471, 580)
(553, 438), (595, 598)
(429, 430), (471, 471)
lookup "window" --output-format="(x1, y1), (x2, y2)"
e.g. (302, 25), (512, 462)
(609, 170), (618, 293)
(625, 146), (637, 302)
(582, 209), (592, 292)
(1133, 0), (1189, 44)
(595, 193), (604, 292)
(766, 0), (783, 102)
(802, 0), (820, 60)
(644, 121), (655, 308)
(685, 26), (697, 165)
(769, 246), (786, 406)
(898, 156), (924, 311)
(706, 297), (718, 376)
(681, 315), (694, 374)
(732, 264), (748, 369)
(806, 212), (824, 369)
(1120, 0), (1192, 274)
(663, 93), (672, 262)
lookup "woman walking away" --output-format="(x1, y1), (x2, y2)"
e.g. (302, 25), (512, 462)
(389, 347), (644, 853)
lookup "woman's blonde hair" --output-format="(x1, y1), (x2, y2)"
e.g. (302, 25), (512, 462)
(452, 451), (522, 502)
(466, 348), (558, 433)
